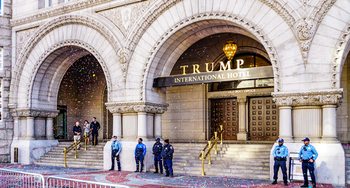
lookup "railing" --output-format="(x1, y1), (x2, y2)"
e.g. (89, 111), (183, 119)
(61, 130), (92, 167)
(46, 176), (129, 188)
(0, 168), (45, 188)
(198, 125), (225, 176)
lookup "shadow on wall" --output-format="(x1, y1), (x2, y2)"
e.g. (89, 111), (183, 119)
(316, 161), (332, 184)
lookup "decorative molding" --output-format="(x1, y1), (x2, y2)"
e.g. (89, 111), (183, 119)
(295, 19), (316, 65)
(10, 0), (145, 27)
(106, 102), (169, 114)
(310, 0), (337, 24)
(237, 98), (247, 103)
(16, 27), (38, 61)
(10, 109), (59, 118)
(331, 24), (350, 89)
(139, 13), (282, 100)
(11, 15), (119, 106)
(118, 48), (130, 80)
(26, 40), (113, 106)
(272, 89), (343, 106)
(299, 0), (311, 6)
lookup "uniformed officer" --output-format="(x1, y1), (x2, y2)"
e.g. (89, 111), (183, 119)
(271, 138), (288, 186)
(161, 139), (174, 177)
(298, 137), (318, 188)
(134, 138), (146, 173)
(152, 138), (163, 174)
(109, 136), (121, 171)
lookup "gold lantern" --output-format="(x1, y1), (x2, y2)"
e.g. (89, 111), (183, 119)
(223, 37), (237, 61)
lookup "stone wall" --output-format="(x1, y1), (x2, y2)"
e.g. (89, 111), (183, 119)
(0, 0), (12, 163)
(163, 85), (206, 142)
(338, 54), (350, 143)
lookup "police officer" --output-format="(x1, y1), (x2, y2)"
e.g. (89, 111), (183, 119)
(152, 138), (163, 174)
(90, 117), (100, 145)
(109, 136), (121, 171)
(271, 138), (288, 186)
(298, 137), (318, 188)
(134, 138), (146, 173)
(161, 139), (174, 177)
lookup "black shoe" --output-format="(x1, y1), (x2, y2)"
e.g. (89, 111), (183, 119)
(300, 185), (308, 187)
(170, 173), (173, 178)
(117, 169), (121, 171)
(134, 170), (139, 172)
(160, 172), (163, 174)
(284, 183), (288, 186)
(154, 171), (159, 174)
(109, 169), (114, 171)
(165, 174), (169, 177)
(271, 181), (277, 185)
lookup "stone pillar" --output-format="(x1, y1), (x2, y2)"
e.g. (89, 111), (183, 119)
(237, 98), (247, 140)
(137, 112), (148, 141)
(20, 118), (27, 140)
(46, 117), (54, 140)
(279, 106), (293, 142)
(293, 106), (322, 142)
(121, 113), (138, 141)
(147, 113), (154, 139)
(13, 117), (20, 140)
(26, 117), (35, 140)
(113, 113), (122, 138)
(154, 114), (162, 139)
(321, 105), (339, 142)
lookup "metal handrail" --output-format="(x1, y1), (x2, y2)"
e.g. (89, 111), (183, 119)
(46, 176), (130, 188)
(62, 130), (92, 167)
(0, 168), (46, 188)
(199, 125), (225, 176)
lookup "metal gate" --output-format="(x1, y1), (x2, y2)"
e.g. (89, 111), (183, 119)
(211, 98), (239, 140)
(249, 97), (279, 141)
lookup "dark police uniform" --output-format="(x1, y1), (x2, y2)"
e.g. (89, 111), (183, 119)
(298, 143), (318, 187)
(152, 141), (163, 173)
(91, 121), (100, 145)
(272, 143), (288, 185)
(110, 139), (121, 171)
(134, 142), (146, 172)
(161, 143), (174, 177)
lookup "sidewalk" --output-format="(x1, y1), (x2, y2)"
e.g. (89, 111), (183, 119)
(0, 164), (343, 188)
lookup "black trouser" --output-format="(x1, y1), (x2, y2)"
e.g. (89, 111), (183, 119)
(302, 161), (316, 186)
(111, 152), (121, 170)
(92, 134), (98, 145)
(273, 160), (287, 183)
(154, 155), (163, 173)
(135, 155), (144, 172)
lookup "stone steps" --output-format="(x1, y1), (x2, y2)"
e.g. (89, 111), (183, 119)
(33, 142), (105, 169)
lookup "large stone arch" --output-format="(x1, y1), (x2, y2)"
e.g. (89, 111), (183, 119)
(307, 0), (350, 90)
(10, 15), (124, 109)
(126, 0), (303, 102)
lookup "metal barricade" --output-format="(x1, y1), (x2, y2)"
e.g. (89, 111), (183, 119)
(46, 176), (130, 188)
(0, 168), (45, 188)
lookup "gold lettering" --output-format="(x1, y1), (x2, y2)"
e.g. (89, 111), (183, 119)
(212, 75), (217, 79)
(219, 61), (231, 71)
(180, 65), (189, 75)
(174, 78), (181, 83)
(189, 77), (193, 82)
(192, 64), (201, 74)
(205, 62), (214, 72)
(193, 76), (198, 81)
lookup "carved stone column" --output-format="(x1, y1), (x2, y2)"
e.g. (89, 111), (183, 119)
(137, 112), (148, 141)
(154, 114), (163, 139)
(26, 117), (35, 140)
(112, 113), (122, 139)
(13, 117), (20, 140)
(237, 97), (247, 140)
(293, 106), (322, 142)
(321, 105), (338, 142)
(279, 106), (293, 142)
(147, 113), (154, 139)
(46, 118), (54, 140)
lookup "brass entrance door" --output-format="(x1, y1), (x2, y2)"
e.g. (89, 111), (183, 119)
(211, 98), (238, 140)
(249, 97), (279, 141)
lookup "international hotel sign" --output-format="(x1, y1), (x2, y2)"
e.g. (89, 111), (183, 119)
(153, 64), (274, 87)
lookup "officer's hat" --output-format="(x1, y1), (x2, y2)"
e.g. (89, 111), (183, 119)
(302, 137), (310, 142)
(112, 135), (117, 139)
(278, 138), (284, 143)
(155, 138), (160, 141)
(164, 139), (169, 143)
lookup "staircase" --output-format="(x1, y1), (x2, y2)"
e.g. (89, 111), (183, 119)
(34, 142), (104, 169)
(344, 144), (350, 184)
(149, 143), (272, 179)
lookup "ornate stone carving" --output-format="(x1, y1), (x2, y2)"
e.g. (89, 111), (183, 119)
(311, 0), (337, 24)
(272, 89), (343, 107)
(25, 40), (113, 106)
(138, 13), (282, 100)
(16, 27), (38, 60)
(10, 109), (59, 118)
(11, 15), (119, 106)
(106, 102), (169, 114)
(237, 98), (247, 103)
(295, 19), (316, 65)
(98, 0), (153, 36)
(299, 0), (311, 6)
(118, 48), (130, 80)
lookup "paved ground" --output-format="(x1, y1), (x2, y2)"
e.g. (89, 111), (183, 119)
(0, 164), (345, 188)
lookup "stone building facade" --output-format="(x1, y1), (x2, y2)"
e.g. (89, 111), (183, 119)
(5, 0), (350, 185)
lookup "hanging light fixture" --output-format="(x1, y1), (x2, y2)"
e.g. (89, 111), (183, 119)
(223, 37), (237, 61)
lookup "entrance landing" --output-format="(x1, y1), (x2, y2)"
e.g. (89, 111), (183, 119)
(0, 164), (338, 187)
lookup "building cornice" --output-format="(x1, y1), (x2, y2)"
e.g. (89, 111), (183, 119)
(106, 102), (169, 114)
(9, 108), (59, 118)
(272, 89), (343, 107)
